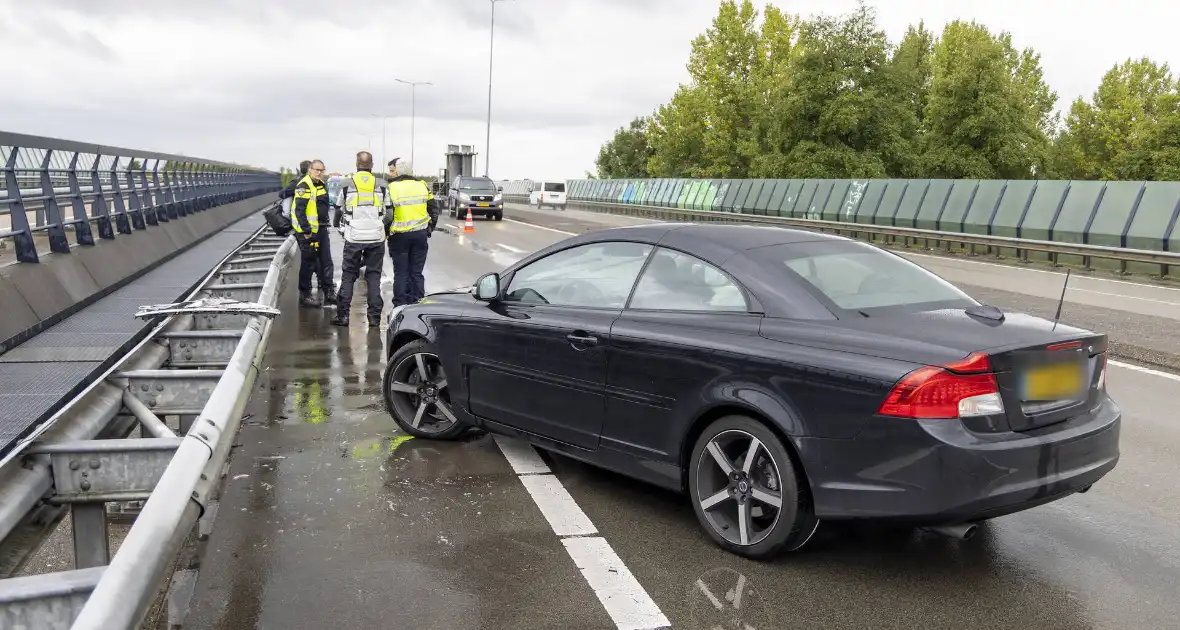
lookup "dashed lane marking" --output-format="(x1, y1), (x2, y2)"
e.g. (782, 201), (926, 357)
(493, 435), (670, 629)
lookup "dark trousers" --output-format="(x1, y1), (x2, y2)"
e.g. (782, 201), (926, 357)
(388, 229), (429, 306)
(337, 240), (385, 319)
(297, 229), (335, 294)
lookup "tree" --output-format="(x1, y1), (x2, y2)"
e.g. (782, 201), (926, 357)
(595, 116), (653, 178)
(1054, 57), (1178, 180)
(920, 20), (1057, 179)
(647, 86), (711, 177)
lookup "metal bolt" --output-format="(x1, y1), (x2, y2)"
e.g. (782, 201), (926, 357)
(200, 474), (208, 481)
(69, 460), (80, 471)
(192, 491), (199, 499)
(185, 352), (194, 360)
(148, 399), (157, 408)
(89, 458), (100, 469)
(156, 384), (164, 392)
(80, 480), (91, 491)
(141, 384), (149, 392)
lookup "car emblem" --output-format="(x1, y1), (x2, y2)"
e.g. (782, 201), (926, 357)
(737, 480), (749, 493)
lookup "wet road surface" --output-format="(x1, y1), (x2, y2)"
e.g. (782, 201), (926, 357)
(188, 214), (1180, 629)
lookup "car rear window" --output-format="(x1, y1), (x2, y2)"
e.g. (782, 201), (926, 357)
(544, 182), (566, 192)
(748, 240), (977, 313)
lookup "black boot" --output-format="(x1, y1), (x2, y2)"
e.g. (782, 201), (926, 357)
(368, 314), (381, 328)
(331, 312), (349, 327)
(321, 287), (338, 307)
(299, 291), (320, 308)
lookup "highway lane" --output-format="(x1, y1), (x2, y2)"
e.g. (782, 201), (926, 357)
(187, 216), (1180, 629)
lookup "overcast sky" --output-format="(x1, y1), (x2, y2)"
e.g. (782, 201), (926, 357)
(1, 0), (1177, 180)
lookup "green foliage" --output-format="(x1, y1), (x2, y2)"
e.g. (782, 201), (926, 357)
(601, 1), (1176, 182)
(279, 166), (296, 188)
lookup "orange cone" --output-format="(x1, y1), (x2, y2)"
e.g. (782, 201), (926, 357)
(464, 208), (476, 233)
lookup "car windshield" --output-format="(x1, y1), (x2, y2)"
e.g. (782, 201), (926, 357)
(749, 240), (977, 313)
(460, 179), (497, 191)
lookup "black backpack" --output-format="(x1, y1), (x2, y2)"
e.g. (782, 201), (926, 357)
(264, 202), (292, 237)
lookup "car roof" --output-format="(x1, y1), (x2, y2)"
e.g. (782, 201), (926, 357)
(583, 223), (847, 263)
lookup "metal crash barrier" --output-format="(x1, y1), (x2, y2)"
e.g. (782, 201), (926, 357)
(0, 222), (297, 629)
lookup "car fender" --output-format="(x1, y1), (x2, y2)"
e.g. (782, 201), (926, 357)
(684, 378), (808, 440)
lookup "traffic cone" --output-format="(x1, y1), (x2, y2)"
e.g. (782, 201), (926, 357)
(464, 208), (476, 233)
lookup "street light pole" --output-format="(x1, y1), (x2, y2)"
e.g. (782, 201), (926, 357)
(394, 79), (433, 172)
(486, 0), (510, 177)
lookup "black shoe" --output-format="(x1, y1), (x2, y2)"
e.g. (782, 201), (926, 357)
(331, 314), (349, 327)
(299, 292), (320, 308)
(321, 288), (338, 307)
(367, 315), (381, 328)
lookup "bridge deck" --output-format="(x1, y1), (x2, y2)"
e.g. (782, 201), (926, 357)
(0, 215), (262, 460)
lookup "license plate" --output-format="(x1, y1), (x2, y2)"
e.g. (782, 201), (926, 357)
(1022, 362), (1084, 400)
(477, 202), (489, 207)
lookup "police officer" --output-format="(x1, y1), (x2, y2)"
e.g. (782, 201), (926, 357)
(331, 151), (390, 328)
(386, 158), (439, 306)
(291, 159), (338, 308)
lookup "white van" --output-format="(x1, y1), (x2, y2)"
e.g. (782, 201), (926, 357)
(529, 181), (567, 210)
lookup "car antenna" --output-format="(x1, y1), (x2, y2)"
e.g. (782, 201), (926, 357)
(1052, 268), (1071, 331)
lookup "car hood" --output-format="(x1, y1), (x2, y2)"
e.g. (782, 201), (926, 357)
(760, 307), (1095, 367)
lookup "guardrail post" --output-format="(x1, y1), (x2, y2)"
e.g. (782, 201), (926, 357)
(42, 149), (76, 252)
(108, 156), (134, 234)
(2, 146), (39, 262)
(179, 162), (194, 215)
(150, 161), (171, 222)
(72, 504), (111, 569)
(129, 159), (153, 228)
(89, 154), (116, 240)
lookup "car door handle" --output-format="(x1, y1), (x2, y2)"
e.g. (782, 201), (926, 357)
(566, 332), (598, 347)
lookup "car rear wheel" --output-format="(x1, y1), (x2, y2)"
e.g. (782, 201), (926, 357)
(383, 339), (468, 440)
(688, 415), (818, 559)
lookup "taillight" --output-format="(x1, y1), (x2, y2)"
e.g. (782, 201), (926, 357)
(877, 353), (1004, 419)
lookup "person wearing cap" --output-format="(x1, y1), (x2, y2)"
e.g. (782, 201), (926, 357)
(385, 157), (439, 307)
(330, 151), (390, 328)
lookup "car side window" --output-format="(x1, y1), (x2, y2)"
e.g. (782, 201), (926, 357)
(628, 248), (748, 312)
(503, 242), (654, 309)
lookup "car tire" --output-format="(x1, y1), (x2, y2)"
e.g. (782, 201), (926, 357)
(493, 212), (503, 221)
(383, 339), (468, 440)
(688, 415), (818, 559)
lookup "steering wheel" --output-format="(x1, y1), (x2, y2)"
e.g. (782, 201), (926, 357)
(556, 279), (603, 305)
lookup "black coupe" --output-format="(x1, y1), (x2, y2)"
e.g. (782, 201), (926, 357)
(382, 224), (1121, 558)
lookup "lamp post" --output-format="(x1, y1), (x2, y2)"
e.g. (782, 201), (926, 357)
(486, 0), (511, 177)
(394, 79), (432, 171)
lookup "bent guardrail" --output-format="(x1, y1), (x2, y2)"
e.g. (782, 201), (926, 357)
(564, 199), (1180, 274)
(1, 130), (280, 263)
(0, 221), (297, 629)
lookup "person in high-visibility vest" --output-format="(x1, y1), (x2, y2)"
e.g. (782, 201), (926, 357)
(291, 159), (338, 308)
(330, 151), (391, 328)
(386, 158), (439, 307)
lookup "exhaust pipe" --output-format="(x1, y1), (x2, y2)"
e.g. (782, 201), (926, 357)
(922, 523), (979, 541)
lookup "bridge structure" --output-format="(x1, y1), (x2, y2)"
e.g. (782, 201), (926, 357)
(1, 131), (1180, 630)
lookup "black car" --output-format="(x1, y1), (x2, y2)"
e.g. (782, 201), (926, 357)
(381, 224), (1121, 558)
(448, 175), (503, 221)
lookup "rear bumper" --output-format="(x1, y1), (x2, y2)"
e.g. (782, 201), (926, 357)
(796, 396), (1121, 523)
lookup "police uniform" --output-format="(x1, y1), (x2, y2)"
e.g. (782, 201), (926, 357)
(291, 173), (338, 306)
(332, 170), (389, 326)
(386, 174), (439, 306)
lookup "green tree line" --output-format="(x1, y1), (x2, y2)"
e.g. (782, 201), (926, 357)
(596, 1), (1180, 182)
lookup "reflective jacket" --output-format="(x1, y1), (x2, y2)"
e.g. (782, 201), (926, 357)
(335, 171), (390, 244)
(292, 174), (330, 234)
(387, 176), (437, 234)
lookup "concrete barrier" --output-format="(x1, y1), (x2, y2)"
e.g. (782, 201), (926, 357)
(0, 192), (275, 353)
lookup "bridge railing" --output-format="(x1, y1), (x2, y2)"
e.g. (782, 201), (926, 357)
(0, 131), (280, 263)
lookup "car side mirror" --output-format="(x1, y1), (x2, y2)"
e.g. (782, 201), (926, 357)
(497, 186), (504, 193)
(473, 273), (501, 302)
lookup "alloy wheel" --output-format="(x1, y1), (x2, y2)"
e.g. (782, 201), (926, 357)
(694, 429), (784, 547)
(386, 352), (458, 435)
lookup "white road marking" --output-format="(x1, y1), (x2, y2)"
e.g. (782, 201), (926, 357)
(518, 474), (598, 536)
(496, 242), (527, 254)
(1070, 287), (1180, 306)
(563, 537), (673, 630)
(494, 437), (669, 629)
(493, 434), (551, 474)
(504, 217), (577, 236)
(1109, 360), (1180, 382)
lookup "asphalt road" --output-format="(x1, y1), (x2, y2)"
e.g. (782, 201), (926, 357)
(186, 212), (1180, 629)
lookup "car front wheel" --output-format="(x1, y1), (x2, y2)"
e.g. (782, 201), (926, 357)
(383, 339), (468, 440)
(688, 415), (818, 559)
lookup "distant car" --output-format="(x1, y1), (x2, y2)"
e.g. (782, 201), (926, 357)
(381, 224), (1120, 559)
(448, 175), (503, 221)
(529, 181), (567, 210)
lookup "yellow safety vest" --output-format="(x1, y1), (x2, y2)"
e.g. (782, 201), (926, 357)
(348, 172), (378, 208)
(291, 174), (326, 233)
(388, 179), (432, 234)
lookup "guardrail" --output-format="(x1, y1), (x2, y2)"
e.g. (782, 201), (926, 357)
(0, 219), (296, 629)
(1, 131), (280, 263)
(567, 199), (1180, 274)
